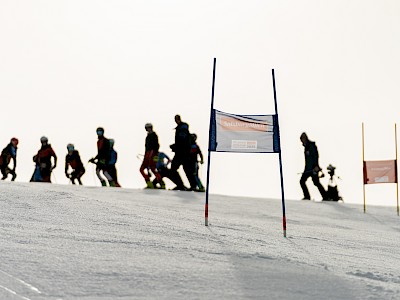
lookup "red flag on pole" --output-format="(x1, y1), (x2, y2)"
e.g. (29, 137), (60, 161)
(363, 160), (398, 184)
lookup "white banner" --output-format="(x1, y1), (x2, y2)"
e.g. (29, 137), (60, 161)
(210, 110), (280, 153)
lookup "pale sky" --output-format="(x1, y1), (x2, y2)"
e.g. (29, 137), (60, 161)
(1, 0), (400, 208)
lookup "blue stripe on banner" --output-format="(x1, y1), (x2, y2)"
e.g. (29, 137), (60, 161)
(273, 114), (281, 153)
(209, 109), (217, 151)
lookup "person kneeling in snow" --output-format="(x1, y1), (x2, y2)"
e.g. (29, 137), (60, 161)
(152, 152), (187, 190)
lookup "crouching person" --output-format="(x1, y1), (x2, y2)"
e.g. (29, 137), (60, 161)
(153, 152), (187, 190)
(0, 137), (18, 181)
(65, 143), (85, 185)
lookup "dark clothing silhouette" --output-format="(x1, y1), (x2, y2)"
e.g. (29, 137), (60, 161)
(300, 140), (326, 200)
(153, 152), (187, 190)
(173, 122), (191, 153)
(170, 121), (196, 190)
(141, 131), (161, 185)
(108, 147), (121, 187)
(31, 144), (57, 183)
(0, 143), (17, 181)
(65, 150), (85, 185)
(96, 136), (111, 166)
(303, 141), (319, 172)
(145, 132), (160, 152)
(190, 142), (204, 191)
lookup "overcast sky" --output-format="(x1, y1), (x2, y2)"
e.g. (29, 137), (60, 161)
(1, 0), (400, 207)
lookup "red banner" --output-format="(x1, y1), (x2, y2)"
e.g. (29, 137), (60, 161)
(363, 160), (398, 184)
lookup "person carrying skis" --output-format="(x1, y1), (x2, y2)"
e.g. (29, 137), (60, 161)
(89, 127), (115, 187)
(190, 133), (205, 192)
(65, 143), (85, 185)
(140, 123), (162, 188)
(31, 136), (57, 183)
(0, 137), (19, 181)
(299, 132), (327, 200)
(170, 115), (196, 190)
(107, 139), (121, 187)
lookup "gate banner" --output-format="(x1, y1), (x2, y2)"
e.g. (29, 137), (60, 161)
(363, 160), (398, 184)
(209, 109), (280, 153)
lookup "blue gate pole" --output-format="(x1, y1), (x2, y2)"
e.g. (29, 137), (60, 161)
(272, 69), (287, 237)
(205, 58), (217, 226)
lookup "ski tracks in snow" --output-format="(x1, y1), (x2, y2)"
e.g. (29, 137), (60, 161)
(0, 269), (43, 300)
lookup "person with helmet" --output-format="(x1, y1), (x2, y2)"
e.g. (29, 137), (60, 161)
(89, 127), (115, 187)
(140, 123), (162, 188)
(107, 138), (121, 187)
(65, 143), (85, 185)
(0, 137), (19, 181)
(170, 115), (197, 190)
(31, 136), (57, 183)
(190, 133), (205, 192)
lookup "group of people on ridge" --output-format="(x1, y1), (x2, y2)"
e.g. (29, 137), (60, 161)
(139, 114), (204, 192)
(0, 127), (120, 187)
(0, 115), (204, 192)
(1, 120), (334, 199)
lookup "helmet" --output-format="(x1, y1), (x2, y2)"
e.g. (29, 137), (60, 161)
(109, 139), (115, 147)
(191, 133), (197, 142)
(67, 143), (75, 152)
(10, 137), (19, 145)
(40, 136), (48, 143)
(96, 127), (104, 135)
(145, 123), (153, 129)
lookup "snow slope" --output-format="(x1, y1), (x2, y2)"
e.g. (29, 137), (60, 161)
(0, 182), (399, 300)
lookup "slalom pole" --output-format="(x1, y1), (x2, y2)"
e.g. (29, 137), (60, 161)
(362, 123), (366, 213)
(205, 58), (217, 226)
(395, 123), (399, 216)
(272, 69), (287, 238)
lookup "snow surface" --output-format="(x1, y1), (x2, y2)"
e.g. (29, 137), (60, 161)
(0, 182), (399, 300)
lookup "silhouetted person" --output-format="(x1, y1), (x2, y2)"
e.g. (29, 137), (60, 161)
(108, 139), (121, 187)
(190, 133), (204, 192)
(31, 136), (57, 183)
(170, 115), (197, 190)
(152, 152), (187, 190)
(65, 143), (85, 185)
(140, 123), (162, 188)
(300, 132), (326, 200)
(89, 127), (115, 187)
(0, 137), (18, 181)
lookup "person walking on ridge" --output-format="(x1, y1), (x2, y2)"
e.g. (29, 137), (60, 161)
(190, 133), (205, 192)
(140, 123), (162, 188)
(170, 115), (196, 190)
(89, 127), (115, 187)
(300, 132), (326, 200)
(108, 138), (121, 187)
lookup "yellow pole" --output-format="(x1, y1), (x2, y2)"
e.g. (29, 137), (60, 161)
(362, 123), (366, 213)
(395, 123), (399, 216)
